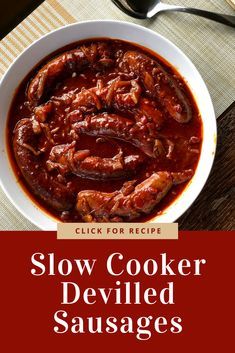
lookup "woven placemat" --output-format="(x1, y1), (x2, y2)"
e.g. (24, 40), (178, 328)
(0, 0), (235, 230)
(226, 0), (235, 10)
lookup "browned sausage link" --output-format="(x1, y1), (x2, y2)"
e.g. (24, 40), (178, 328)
(47, 143), (144, 180)
(28, 50), (88, 105)
(13, 119), (74, 210)
(34, 78), (142, 123)
(28, 42), (114, 105)
(122, 51), (192, 123)
(73, 113), (157, 157)
(97, 78), (142, 109)
(76, 170), (193, 222)
(77, 154), (143, 179)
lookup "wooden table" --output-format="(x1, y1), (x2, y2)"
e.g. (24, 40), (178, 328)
(179, 102), (235, 230)
(0, 0), (44, 39)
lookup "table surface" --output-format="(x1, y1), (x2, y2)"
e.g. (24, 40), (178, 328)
(179, 102), (235, 230)
(0, 0), (44, 39)
(0, 0), (234, 230)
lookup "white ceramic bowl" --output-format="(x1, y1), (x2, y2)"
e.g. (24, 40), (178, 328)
(0, 20), (216, 230)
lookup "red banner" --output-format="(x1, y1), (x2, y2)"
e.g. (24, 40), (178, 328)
(0, 231), (234, 352)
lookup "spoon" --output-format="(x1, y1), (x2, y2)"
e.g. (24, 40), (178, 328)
(112, 0), (235, 27)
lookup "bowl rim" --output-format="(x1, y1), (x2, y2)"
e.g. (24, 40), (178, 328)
(0, 20), (217, 230)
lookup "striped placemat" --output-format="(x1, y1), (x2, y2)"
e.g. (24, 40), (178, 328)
(0, 0), (235, 230)
(226, 0), (235, 10)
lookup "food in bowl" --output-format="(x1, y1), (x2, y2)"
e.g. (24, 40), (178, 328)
(7, 38), (202, 223)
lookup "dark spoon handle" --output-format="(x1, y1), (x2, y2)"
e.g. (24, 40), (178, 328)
(170, 7), (235, 28)
(112, 0), (235, 27)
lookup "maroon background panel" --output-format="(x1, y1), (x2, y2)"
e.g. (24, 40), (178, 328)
(0, 231), (234, 352)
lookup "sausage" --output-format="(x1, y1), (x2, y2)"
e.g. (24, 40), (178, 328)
(76, 154), (143, 179)
(73, 113), (158, 157)
(13, 119), (74, 210)
(34, 78), (142, 122)
(28, 42), (114, 105)
(47, 143), (144, 180)
(122, 51), (192, 123)
(76, 170), (193, 222)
